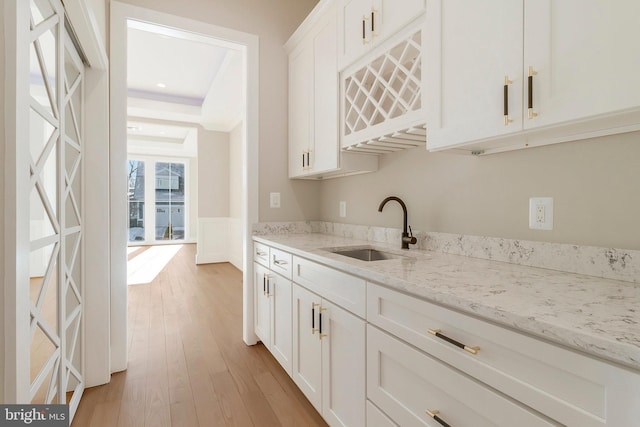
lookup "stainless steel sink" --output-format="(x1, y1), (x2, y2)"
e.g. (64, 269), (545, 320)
(330, 247), (406, 262)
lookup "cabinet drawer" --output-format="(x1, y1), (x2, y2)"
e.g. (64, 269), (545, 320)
(367, 325), (557, 427)
(367, 283), (640, 427)
(293, 256), (366, 318)
(269, 247), (292, 279)
(367, 401), (398, 427)
(254, 242), (270, 267)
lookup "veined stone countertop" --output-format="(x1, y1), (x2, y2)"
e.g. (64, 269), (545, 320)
(253, 233), (640, 371)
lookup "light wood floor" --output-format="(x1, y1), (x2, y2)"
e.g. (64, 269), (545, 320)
(72, 244), (327, 427)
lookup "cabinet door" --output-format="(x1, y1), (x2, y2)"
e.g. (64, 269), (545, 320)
(311, 5), (339, 174)
(374, 0), (426, 43)
(321, 300), (366, 427)
(523, 0), (640, 130)
(254, 263), (271, 348)
(288, 43), (313, 178)
(338, 0), (372, 68)
(292, 284), (322, 411)
(425, 0), (524, 150)
(270, 273), (292, 376)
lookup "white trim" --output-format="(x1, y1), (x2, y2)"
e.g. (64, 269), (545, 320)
(109, 2), (260, 358)
(3, 0), (32, 403)
(62, 0), (108, 70)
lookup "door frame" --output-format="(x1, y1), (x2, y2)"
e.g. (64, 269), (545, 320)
(109, 2), (260, 369)
(2, 0), (109, 403)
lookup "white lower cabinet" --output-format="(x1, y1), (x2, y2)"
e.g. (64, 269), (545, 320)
(367, 282), (640, 427)
(254, 239), (640, 427)
(253, 261), (293, 375)
(293, 283), (366, 427)
(367, 325), (557, 427)
(254, 262), (272, 348)
(366, 401), (398, 427)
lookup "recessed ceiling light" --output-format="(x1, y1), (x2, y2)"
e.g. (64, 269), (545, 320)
(156, 83), (166, 88)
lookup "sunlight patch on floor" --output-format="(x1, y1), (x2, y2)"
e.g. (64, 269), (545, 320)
(127, 245), (183, 285)
(127, 246), (143, 255)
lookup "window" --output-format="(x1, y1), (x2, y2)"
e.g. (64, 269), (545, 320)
(127, 158), (188, 243)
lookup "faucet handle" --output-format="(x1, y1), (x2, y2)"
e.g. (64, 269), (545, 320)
(407, 226), (417, 245)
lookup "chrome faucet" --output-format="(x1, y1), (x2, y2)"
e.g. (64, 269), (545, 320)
(378, 196), (417, 250)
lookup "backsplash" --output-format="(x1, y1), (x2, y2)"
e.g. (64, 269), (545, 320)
(253, 221), (640, 283)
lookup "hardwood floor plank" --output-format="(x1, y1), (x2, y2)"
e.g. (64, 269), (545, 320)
(115, 377), (146, 427)
(73, 244), (328, 427)
(210, 371), (254, 427)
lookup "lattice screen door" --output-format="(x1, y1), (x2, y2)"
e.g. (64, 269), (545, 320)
(28, 0), (85, 417)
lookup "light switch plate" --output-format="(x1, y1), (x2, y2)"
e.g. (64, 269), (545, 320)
(270, 192), (281, 208)
(339, 201), (347, 218)
(529, 197), (553, 230)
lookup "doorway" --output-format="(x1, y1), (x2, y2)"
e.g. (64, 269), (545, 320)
(110, 2), (260, 374)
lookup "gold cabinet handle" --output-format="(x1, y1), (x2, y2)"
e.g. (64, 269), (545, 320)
(503, 75), (513, 126)
(426, 409), (451, 427)
(528, 66), (538, 119)
(371, 8), (378, 37)
(311, 303), (320, 334)
(428, 329), (479, 355)
(362, 15), (370, 45)
(319, 307), (327, 339)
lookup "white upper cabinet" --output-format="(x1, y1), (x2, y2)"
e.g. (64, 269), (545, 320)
(287, 0), (379, 179)
(426, 0), (640, 153)
(288, 7), (338, 178)
(338, 0), (426, 69)
(288, 44), (314, 178)
(425, 0), (524, 150)
(523, 0), (640, 129)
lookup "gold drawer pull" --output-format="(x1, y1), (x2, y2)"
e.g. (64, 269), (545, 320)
(426, 409), (451, 427)
(428, 329), (479, 355)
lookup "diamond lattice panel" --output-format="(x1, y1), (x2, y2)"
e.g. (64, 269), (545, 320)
(344, 30), (422, 137)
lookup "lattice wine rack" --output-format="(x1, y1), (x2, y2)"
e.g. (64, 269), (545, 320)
(341, 29), (426, 154)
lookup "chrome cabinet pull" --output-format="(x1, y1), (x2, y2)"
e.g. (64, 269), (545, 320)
(256, 250), (267, 257)
(528, 66), (538, 119)
(273, 259), (288, 266)
(503, 75), (513, 125)
(428, 329), (479, 355)
(426, 410), (451, 427)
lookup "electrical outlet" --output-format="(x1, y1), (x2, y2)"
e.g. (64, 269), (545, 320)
(339, 201), (347, 218)
(529, 197), (553, 230)
(270, 192), (281, 208)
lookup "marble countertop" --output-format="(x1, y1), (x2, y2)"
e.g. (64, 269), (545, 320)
(253, 233), (640, 371)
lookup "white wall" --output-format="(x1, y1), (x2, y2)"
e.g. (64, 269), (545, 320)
(117, 0), (322, 222)
(320, 133), (640, 251)
(197, 129), (229, 217)
(0, 0), (6, 402)
(229, 122), (243, 270)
